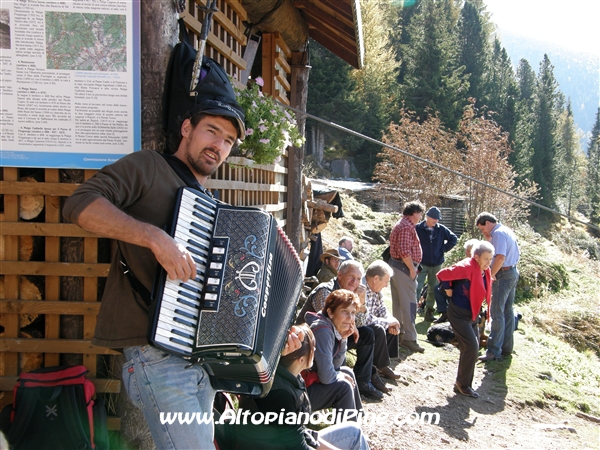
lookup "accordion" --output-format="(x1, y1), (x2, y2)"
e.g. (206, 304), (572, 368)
(148, 187), (303, 397)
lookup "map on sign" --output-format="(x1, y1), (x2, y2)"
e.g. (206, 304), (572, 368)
(45, 12), (127, 72)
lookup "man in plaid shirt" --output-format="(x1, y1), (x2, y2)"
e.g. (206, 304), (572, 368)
(388, 201), (426, 353)
(356, 260), (401, 381)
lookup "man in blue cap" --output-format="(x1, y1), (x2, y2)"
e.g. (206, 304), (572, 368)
(415, 207), (458, 322)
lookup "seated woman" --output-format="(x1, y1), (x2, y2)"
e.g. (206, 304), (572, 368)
(222, 324), (369, 449)
(304, 289), (363, 416)
(437, 241), (494, 398)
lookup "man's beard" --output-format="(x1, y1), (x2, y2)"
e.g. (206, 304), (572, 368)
(187, 148), (220, 177)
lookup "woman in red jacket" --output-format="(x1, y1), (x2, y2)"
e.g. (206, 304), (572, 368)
(437, 241), (494, 398)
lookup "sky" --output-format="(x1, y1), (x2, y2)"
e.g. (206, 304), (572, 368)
(484, 0), (600, 58)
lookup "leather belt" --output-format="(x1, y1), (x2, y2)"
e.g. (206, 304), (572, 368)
(500, 265), (516, 271)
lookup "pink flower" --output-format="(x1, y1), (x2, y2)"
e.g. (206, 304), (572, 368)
(245, 128), (254, 136)
(255, 77), (264, 87)
(259, 138), (270, 144)
(259, 125), (268, 132)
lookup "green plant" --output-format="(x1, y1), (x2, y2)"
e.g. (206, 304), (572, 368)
(234, 77), (304, 165)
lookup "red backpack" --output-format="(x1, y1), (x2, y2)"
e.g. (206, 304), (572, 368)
(6, 365), (108, 450)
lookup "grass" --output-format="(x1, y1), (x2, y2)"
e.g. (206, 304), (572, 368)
(502, 323), (600, 415)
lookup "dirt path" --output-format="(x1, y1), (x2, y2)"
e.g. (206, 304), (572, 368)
(359, 328), (599, 450)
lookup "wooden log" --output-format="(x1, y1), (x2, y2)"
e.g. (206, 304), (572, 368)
(0, 276), (42, 328)
(301, 200), (311, 225)
(303, 176), (312, 202)
(306, 199), (338, 213)
(19, 235), (34, 261)
(314, 190), (339, 204)
(0, 234), (34, 261)
(2, 276), (44, 373)
(18, 177), (44, 220)
(18, 345), (43, 373)
(310, 208), (328, 234)
(311, 222), (328, 235)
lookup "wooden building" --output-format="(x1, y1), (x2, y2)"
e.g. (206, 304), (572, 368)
(0, 0), (363, 436)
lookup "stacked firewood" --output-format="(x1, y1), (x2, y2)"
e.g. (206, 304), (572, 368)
(0, 176), (45, 374)
(298, 175), (338, 259)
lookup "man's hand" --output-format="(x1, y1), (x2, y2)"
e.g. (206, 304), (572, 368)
(409, 266), (417, 280)
(387, 319), (401, 335)
(355, 284), (367, 312)
(282, 325), (305, 355)
(445, 289), (453, 297)
(339, 371), (355, 388)
(76, 197), (199, 282)
(152, 236), (197, 283)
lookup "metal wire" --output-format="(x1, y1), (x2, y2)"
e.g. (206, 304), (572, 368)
(280, 102), (599, 232)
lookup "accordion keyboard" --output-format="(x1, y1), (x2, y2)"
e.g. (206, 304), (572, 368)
(153, 188), (225, 355)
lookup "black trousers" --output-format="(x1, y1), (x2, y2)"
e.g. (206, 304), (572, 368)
(368, 323), (398, 367)
(347, 326), (375, 383)
(447, 300), (479, 389)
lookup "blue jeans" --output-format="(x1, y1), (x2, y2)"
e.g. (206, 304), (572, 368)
(122, 345), (216, 450)
(416, 264), (442, 309)
(486, 268), (519, 358)
(319, 421), (370, 449)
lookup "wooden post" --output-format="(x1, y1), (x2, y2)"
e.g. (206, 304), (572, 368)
(140, 0), (179, 151)
(286, 50), (309, 251)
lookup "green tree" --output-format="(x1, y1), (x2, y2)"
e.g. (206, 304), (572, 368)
(587, 108), (600, 226)
(389, 0), (420, 86)
(305, 41), (360, 164)
(458, 0), (489, 106)
(555, 102), (586, 216)
(483, 39), (518, 140)
(510, 58), (537, 180)
(401, 0), (468, 130)
(351, 0), (401, 177)
(531, 54), (560, 211)
(516, 58), (536, 107)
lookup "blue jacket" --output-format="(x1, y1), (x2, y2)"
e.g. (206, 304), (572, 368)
(415, 221), (458, 266)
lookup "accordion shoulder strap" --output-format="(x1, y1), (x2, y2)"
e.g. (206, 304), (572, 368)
(118, 243), (152, 307)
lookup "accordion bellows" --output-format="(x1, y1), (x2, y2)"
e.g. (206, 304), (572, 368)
(148, 187), (303, 397)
